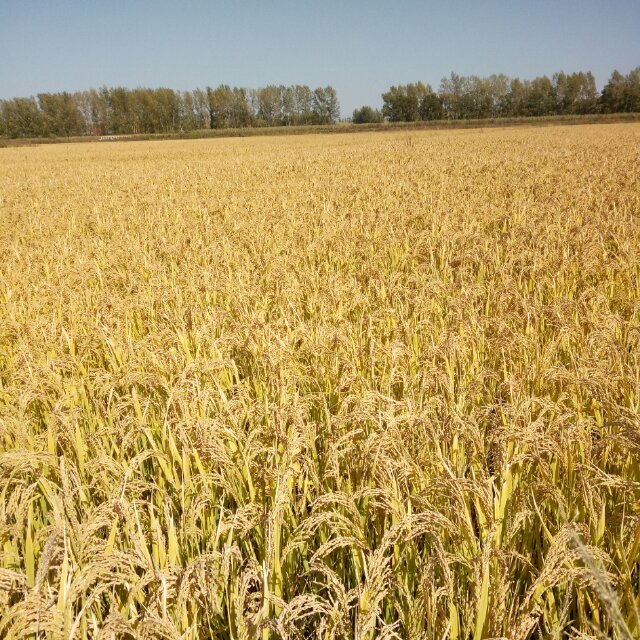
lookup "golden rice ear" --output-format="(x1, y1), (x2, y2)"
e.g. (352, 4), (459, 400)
(1, 125), (639, 638)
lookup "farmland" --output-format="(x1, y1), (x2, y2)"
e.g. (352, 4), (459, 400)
(0, 125), (639, 638)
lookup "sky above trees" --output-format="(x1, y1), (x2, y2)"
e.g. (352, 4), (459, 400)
(1, 0), (639, 116)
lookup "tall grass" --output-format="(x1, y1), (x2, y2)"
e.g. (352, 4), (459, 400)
(0, 125), (639, 638)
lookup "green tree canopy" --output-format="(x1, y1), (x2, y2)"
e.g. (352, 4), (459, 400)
(352, 106), (383, 124)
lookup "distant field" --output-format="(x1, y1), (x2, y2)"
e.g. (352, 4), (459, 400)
(1, 125), (639, 639)
(1, 112), (639, 147)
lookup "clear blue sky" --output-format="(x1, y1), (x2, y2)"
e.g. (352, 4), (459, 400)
(1, 0), (639, 117)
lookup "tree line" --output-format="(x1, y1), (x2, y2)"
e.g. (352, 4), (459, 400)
(0, 84), (340, 138)
(2, 67), (639, 138)
(353, 67), (640, 123)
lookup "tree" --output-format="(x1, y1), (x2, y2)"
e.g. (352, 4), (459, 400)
(352, 106), (383, 124)
(464, 76), (492, 119)
(526, 76), (556, 116)
(38, 92), (84, 137)
(0, 97), (46, 137)
(205, 85), (253, 129)
(180, 91), (197, 131)
(601, 70), (627, 113)
(312, 86), (340, 124)
(419, 90), (443, 120)
(625, 67), (640, 112)
(191, 88), (210, 129)
(229, 87), (254, 127)
(154, 88), (181, 132)
(554, 71), (597, 115)
(104, 87), (133, 134)
(72, 90), (91, 135)
(486, 74), (510, 117)
(503, 78), (525, 117)
(206, 85), (233, 129)
(382, 85), (412, 121)
(439, 73), (467, 119)
(382, 82), (442, 122)
(294, 85), (315, 124)
(280, 86), (296, 125)
(91, 88), (111, 133)
(129, 89), (154, 133)
(257, 85), (281, 126)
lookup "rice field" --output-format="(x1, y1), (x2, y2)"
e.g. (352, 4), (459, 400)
(0, 124), (639, 639)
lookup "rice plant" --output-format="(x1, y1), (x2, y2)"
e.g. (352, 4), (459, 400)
(0, 125), (639, 638)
